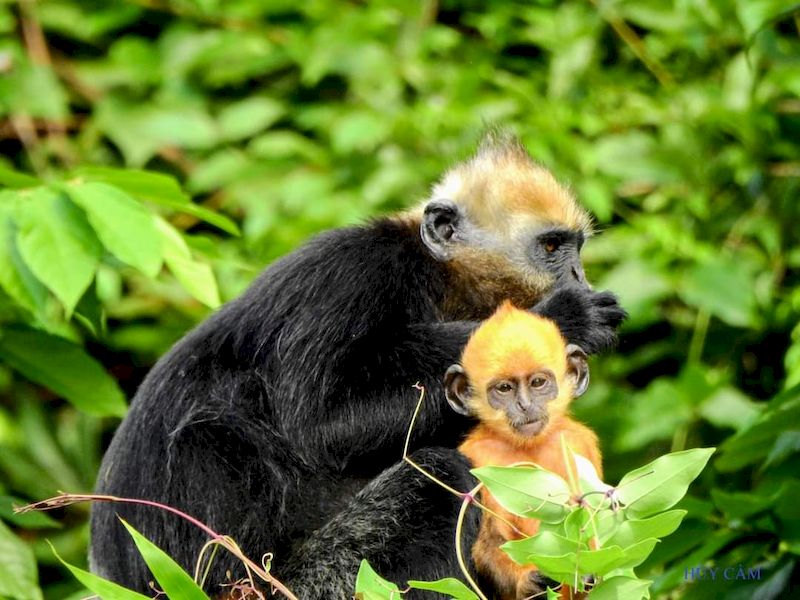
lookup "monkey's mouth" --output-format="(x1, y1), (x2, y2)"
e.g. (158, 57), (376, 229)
(513, 417), (548, 437)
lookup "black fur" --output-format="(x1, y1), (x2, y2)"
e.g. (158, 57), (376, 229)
(90, 217), (623, 597)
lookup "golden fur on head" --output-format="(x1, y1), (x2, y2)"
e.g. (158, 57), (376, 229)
(430, 129), (592, 236)
(460, 301), (574, 438)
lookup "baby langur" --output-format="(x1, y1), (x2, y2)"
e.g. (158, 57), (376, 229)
(444, 301), (602, 600)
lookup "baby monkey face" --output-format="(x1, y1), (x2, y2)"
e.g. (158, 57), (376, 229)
(486, 369), (558, 436)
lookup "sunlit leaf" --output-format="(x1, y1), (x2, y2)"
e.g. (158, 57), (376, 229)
(616, 448), (715, 518)
(354, 559), (400, 600)
(156, 218), (221, 308)
(588, 576), (650, 600)
(70, 166), (240, 236)
(15, 189), (101, 315)
(472, 465), (570, 523)
(605, 510), (686, 548)
(408, 578), (479, 599)
(66, 182), (162, 277)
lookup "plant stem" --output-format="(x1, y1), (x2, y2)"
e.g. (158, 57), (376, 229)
(455, 483), (489, 600)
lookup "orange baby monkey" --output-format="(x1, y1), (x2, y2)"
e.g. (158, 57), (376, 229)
(444, 301), (602, 600)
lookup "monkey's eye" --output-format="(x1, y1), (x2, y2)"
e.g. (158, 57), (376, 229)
(530, 375), (548, 389)
(495, 381), (514, 394)
(541, 236), (561, 253)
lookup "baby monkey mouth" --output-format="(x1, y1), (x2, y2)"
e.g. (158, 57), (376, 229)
(512, 414), (549, 437)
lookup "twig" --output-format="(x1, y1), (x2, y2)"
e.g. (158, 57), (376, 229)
(455, 484), (489, 600)
(588, 0), (674, 87)
(15, 493), (299, 600)
(404, 384), (526, 534)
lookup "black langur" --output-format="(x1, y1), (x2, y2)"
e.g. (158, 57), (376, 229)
(445, 301), (602, 600)
(90, 130), (625, 598)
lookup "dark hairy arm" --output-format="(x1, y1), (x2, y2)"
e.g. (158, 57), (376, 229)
(532, 284), (627, 354)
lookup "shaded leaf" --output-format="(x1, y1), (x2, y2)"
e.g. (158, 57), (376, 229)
(120, 519), (209, 600)
(0, 496), (61, 529)
(0, 326), (127, 417)
(0, 520), (42, 600)
(50, 541), (149, 600)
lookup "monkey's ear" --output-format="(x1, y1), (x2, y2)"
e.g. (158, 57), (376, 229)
(444, 364), (472, 416)
(565, 344), (589, 397)
(421, 200), (460, 261)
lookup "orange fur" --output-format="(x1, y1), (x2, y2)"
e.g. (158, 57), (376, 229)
(457, 303), (602, 600)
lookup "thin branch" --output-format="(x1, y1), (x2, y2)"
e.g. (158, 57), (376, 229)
(16, 493), (299, 600)
(455, 483), (489, 600)
(588, 0), (674, 88)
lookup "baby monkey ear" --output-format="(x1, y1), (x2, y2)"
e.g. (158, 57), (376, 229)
(444, 364), (472, 416)
(565, 344), (590, 397)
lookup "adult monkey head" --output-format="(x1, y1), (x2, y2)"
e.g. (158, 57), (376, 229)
(418, 130), (594, 321)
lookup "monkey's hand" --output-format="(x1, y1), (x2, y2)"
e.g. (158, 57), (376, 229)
(531, 284), (627, 354)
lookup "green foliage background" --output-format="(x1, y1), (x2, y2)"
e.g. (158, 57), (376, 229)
(0, 0), (798, 598)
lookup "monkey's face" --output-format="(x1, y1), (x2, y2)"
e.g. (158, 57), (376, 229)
(444, 302), (590, 443)
(485, 369), (559, 437)
(417, 131), (592, 314)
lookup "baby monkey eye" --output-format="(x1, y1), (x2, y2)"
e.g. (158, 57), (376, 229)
(495, 381), (514, 394)
(530, 375), (548, 389)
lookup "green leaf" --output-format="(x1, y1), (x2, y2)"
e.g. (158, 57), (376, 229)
(679, 258), (757, 328)
(0, 213), (49, 315)
(698, 387), (762, 431)
(0, 520), (42, 600)
(218, 97), (285, 141)
(50, 541), (150, 600)
(0, 326), (127, 417)
(615, 448), (715, 518)
(408, 578), (479, 599)
(0, 166), (39, 189)
(588, 576), (650, 600)
(710, 489), (780, 520)
(15, 189), (101, 315)
(736, 0), (800, 38)
(156, 218), (221, 308)
(763, 430), (800, 470)
(96, 97), (218, 166)
(70, 166), (240, 236)
(65, 182), (162, 277)
(471, 465), (570, 523)
(0, 496), (61, 529)
(606, 510), (686, 548)
(354, 559), (400, 600)
(120, 519), (209, 600)
(502, 530), (585, 568)
(716, 391), (800, 472)
(604, 538), (659, 572)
